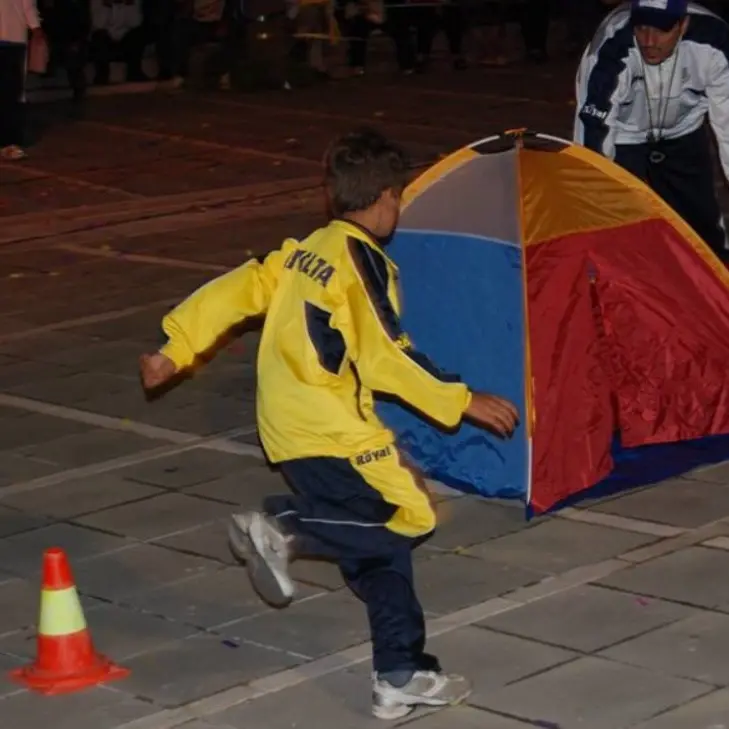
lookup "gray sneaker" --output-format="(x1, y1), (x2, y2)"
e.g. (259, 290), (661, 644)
(229, 512), (295, 608)
(372, 671), (471, 720)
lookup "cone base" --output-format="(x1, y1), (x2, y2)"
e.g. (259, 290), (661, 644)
(10, 656), (130, 696)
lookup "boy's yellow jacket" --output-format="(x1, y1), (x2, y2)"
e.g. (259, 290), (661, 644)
(160, 219), (472, 463)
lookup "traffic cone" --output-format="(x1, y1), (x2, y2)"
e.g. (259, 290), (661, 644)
(9, 547), (130, 695)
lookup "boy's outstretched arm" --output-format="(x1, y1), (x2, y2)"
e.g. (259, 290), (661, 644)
(339, 240), (519, 436)
(140, 243), (294, 390)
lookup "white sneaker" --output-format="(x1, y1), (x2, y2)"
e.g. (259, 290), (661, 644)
(232, 511), (295, 607)
(228, 512), (252, 562)
(372, 671), (471, 720)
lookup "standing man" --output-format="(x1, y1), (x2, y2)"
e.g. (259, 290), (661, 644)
(574, 0), (729, 258)
(0, 0), (44, 159)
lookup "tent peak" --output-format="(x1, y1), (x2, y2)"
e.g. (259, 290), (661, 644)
(471, 131), (570, 156)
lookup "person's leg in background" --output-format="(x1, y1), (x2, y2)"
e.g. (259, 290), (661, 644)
(413, 5), (437, 71)
(441, 0), (466, 69)
(475, 0), (508, 66)
(145, 0), (176, 80)
(0, 42), (28, 159)
(170, 15), (196, 84)
(654, 128), (727, 258)
(347, 11), (373, 74)
(295, 3), (329, 78)
(119, 25), (150, 80)
(615, 129), (727, 258)
(89, 29), (116, 83)
(386, 3), (416, 73)
(520, 0), (550, 63)
(64, 41), (88, 103)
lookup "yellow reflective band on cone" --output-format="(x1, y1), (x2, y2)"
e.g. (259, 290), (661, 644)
(38, 586), (87, 637)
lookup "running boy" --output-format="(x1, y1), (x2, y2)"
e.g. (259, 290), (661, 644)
(139, 128), (519, 720)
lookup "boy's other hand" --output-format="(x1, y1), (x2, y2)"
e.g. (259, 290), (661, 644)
(139, 353), (176, 390)
(465, 392), (520, 438)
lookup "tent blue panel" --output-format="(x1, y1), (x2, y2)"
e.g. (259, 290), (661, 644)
(376, 229), (528, 499)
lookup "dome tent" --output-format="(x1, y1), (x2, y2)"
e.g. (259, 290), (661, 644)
(376, 130), (729, 514)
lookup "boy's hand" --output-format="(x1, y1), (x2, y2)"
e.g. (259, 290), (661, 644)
(139, 353), (176, 390)
(465, 392), (520, 438)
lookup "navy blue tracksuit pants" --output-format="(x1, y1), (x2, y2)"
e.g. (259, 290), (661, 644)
(614, 126), (728, 257)
(264, 453), (438, 675)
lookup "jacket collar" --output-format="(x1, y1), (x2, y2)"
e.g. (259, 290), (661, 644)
(331, 219), (399, 270)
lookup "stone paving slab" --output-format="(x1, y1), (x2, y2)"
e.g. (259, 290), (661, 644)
(74, 493), (232, 541)
(633, 687), (729, 728)
(0, 505), (50, 538)
(479, 584), (695, 654)
(152, 523), (241, 567)
(0, 412), (92, 450)
(468, 519), (658, 575)
(123, 452), (260, 491)
(590, 477), (729, 529)
(180, 467), (286, 505)
(427, 625), (577, 701)
(0, 453), (61, 488)
(1, 601), (197, 663)
(225, 588), (371, 660)
(120, 633), (305, 708)
(0, 474), (164, 520)
(0, 523), (132, 577)
(599, 610), (729, 686)
(406, 707), (534, 728)
(119, 565), (315, 630)
(472, 656), (711, 729)
(425, 497), (527, 551)
(70, 544), (217, 602)
(18, 430), (170, 470)
(598, 546), (729, 611)
(0, 687), (159, 729)
(413, 552), (544, 616)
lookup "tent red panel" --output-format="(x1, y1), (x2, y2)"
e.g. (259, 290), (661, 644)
(528, 218), (729, 512)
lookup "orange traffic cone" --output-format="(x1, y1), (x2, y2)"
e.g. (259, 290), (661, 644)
(10, 547), (130, 695)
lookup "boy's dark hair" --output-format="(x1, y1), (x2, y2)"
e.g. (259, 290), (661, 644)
(324, 128), (410, 217)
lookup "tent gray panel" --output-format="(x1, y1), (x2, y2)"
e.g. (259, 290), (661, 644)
(400, 148), (520, 244)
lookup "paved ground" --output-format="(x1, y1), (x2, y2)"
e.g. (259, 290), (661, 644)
(2, 56), (729, 729)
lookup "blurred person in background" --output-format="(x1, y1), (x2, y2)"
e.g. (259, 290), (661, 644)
(562, 0), (615, 56)
(471, 0), (510, 66)
(0, 0), (44, 158)
(386, 0), (465, 74)
(335, 0), (381, 76)
(575, 0), (729, 258)
(169, 0), (237, 89)
(520, 0), (550, 62)
(89, 0), (149, 83)
(141, 0), (177, 81)
(41, 0), (90, 103)
(290, 0), (339, 80)
(385, 0), (435, 74)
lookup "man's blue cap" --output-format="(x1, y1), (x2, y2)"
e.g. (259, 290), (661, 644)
(631, 0), (688, 31)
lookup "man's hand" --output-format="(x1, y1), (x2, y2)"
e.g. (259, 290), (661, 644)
(465, 392), (520, 438)
(139, 353), (177, 391)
